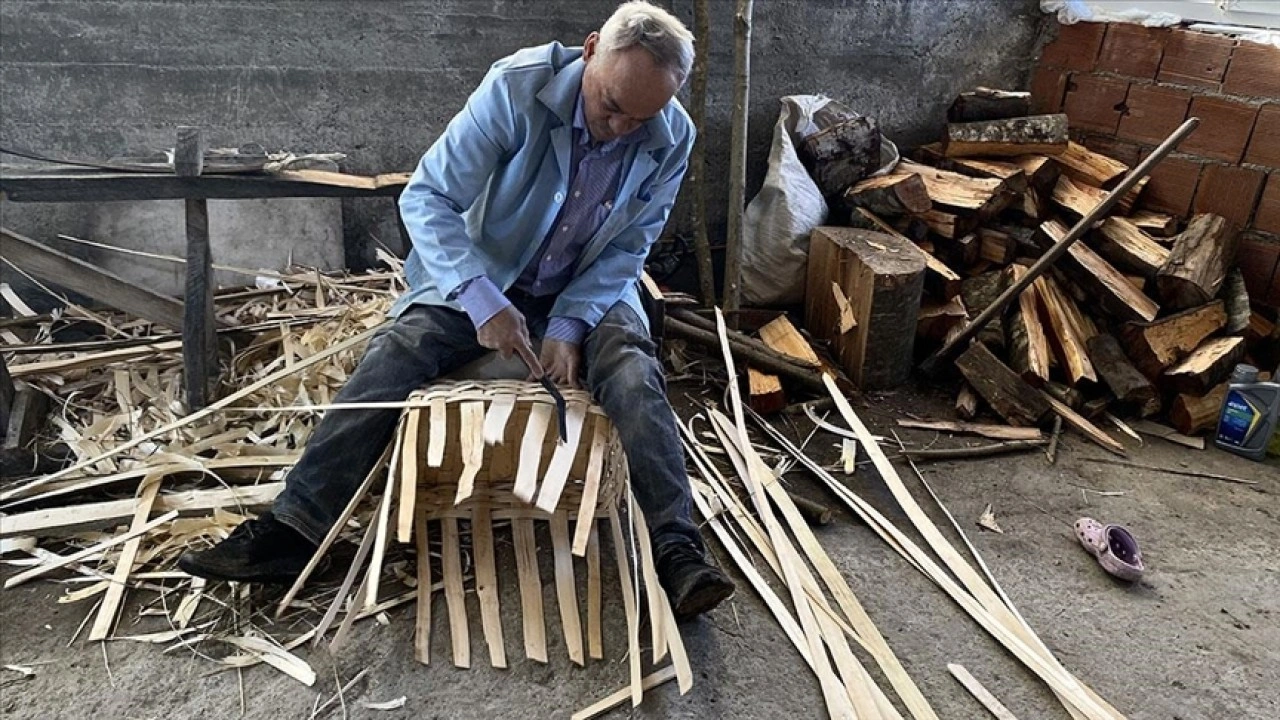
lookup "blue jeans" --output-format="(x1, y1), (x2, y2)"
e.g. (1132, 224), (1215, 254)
(272, 294), (701, 552)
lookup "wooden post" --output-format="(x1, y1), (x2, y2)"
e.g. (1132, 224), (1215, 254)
(722, 0), (753, 322)
(176, 126), (217, 410)
(689, 0), (715, 307)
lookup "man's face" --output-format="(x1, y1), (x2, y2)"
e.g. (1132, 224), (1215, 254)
(580, 32), (681, 143)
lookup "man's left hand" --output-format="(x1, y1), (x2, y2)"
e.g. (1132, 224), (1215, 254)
(536, 339), (582, 389)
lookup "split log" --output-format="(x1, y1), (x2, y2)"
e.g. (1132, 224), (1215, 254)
(1010, 155), (1061, 192)
(917, 296), (969, 344)
(1053, 141), (1129, 188)
(896, 161), (1010, 218)
(934, 232), (980, 269)
(1086, 334), (1159, 415)
(841, 174), (931, 216)
(748, 368), (787, 414)
(1128, 210), (1178, 237)
(915, 208), (979, 240)
(1052, 175), (1141, 218)
(855, 209), (962, 299)
(1157, 214), (1241, 310)
(1006, 265), (1052, 385)
(1034, 273), (1097, 384)
(1246, 311), (1276, 346)
(954, 343), (1050, 426)
(1120, 300), (1227, 377)
(1042, 392), (1127, 455)
(1220, 268), (1251, 334)
(799, 116), (881, 197)
(1095, 217), (1171, 279)
(805, 227), (926, 389)
(1163, 336), (1246, 396)
(664, 316), (827, 393)
(1038, 219), (1159, 322)
(944, 114), (1069, 157)
(916, 145), (1029, 193)
(1043, 380), (1084, 410)
(956, 384), (980, 420)
(947, 88), (1032, 123)
(758, 315), (823, 366)
(978, 228), (1019, 264)
(962, 271), (1010, 352)
(1169, 383), (1229, 435)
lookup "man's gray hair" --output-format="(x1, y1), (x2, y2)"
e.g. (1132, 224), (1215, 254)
(598, 1), (695, 84)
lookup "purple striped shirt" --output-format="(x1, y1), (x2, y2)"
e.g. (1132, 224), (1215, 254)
(455, 91), (647, 344)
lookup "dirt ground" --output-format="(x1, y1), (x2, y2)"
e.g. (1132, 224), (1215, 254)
(1, 381), (1277, 720)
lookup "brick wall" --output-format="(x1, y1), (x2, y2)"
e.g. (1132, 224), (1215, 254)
(1030, 20), (1280, 308)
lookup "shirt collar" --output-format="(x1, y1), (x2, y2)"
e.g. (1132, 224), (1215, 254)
(573, 89), (649, 149)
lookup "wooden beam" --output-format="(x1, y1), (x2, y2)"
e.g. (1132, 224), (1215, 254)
(0, 169), (405, 202)
(176, 127), (217, 411)
(1120, 300), (1227, 377)
(954, 343), (1050, 426)
(943, 114), (1069, 157)
(1, 228), (185, 329)
(1157, 213), (1241, 310)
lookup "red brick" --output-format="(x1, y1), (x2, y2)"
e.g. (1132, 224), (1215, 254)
(1063, 74), (1130, 134)
(1096, 24), (1168, 80)
(1181, 97), (1259, 163)
(1080, 134), (1142, 167)
(1030, 66), (1070, 114)
(1139, 154), (1202, 216)
(1245, 104), (1280, 169)
(1117, 84), (1191, 145)
(1238, 233), (1280, 305)
(1193, 163), (1265, 226)
(1157, 29), (1235, 88)
(1040, 21), (1107, 71)
(1253, 173), (1280, 235)
(1223, 41), (1280, 98)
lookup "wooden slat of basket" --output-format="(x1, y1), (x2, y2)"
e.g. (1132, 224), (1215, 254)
(513, 517), (547, 662)
(572, 421), (609, 555)
(397, 407), (423, 542)
(414, 508), (432, 665)
(586, 521), (603, 660)
(483, 392), (517, 445)
(607, 508), (643, 707)
(514, 404), (553, 502)
(536, 401), (589, 513)
(551, 512), (585, 666)
(442, 516), (470, 668)
(454, 401), (486, 505)
(633, 503), (668, 664)
(427, 397), (447, 467)
(363, 457), (398, 610)
(472, 503), (507, 668)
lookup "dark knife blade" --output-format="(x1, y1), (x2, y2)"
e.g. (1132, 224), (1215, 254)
(540, 375), (569, 443)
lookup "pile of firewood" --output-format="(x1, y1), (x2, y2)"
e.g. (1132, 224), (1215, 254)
(817, 88), (1277, 445)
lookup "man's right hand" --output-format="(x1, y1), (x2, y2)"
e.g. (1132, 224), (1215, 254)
(477, 305), (544, 377)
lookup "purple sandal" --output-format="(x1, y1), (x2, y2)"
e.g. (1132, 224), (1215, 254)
(1074, 517), (1145, 582)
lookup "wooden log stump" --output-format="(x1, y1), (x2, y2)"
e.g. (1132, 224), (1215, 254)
(1086, 334), (1159, 415)
(955, 343), (1050, 426)
(1170, 383), (1229, 435)
(1157, 214), (1241, 310)
(841, 173), (931, 216)
(943, 114), (1068, 157)
(805, 226), (926, 390)
(1163, 336), (1246, 396)
(854, 209), (962, 299)
(1120, 300), (1227, 378)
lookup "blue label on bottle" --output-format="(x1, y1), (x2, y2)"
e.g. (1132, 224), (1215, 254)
(1217, 390), (1260, 447)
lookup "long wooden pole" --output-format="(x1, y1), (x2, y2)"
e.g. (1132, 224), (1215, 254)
(920, 117), (1200, 376)
(689, 0), (715, 306)
(722, 0), (753, 322)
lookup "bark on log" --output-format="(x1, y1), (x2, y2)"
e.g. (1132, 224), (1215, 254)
(1087, 334), (1159, 415)
(954, 343), (1051, 426)
(800, 116), (881, 197)
(1157, 214), (1241, 310)
(841, 173), (931, 216)
(943, 114), (1069, 157)
(962, 271), (1010, 352)
(1220, 267), (1251, 334)
(947, 88), (1032, 123)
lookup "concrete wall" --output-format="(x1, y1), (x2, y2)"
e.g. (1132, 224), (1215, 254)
(1, 0), (1046, 298)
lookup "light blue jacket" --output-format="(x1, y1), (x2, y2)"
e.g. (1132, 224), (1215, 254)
(394, 42), (695, 333)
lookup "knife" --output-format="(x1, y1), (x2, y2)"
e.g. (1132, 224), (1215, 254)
(540, 375), (569, 444)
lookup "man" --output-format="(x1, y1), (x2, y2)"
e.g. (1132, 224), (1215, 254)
(180, 1), (735, 620)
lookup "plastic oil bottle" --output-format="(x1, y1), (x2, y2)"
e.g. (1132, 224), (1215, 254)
(1215, 364), (1280, 462)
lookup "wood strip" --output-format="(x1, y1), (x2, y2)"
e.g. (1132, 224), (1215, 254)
(607, 508), (644, 708)
(413, 509), (432, 665)
(87, 473), (162, 640)
(396, 408), (422, 543)
(275, 445), (391, 618)
(1042, 393), (1127, 456)
(363, 459), (399, 610)
(571, 421), (609, 556)
(4, 511), (177, 589)
(586, 521), (603, 661)
(550, 512), (585, 666)
(631, 504), (669, 665)
(311, 497), (382, 646)
(570, 666), (678, 720)
(441, 517), (470, 668)
(329, 545), (376, 652)
(454, 401), (486, 505)
(513, 404), (553, 502)
(426, 398), (447, 468)
(512, 517), (547, 663)
(483, 393), (517, 445)
(897, 420), (1043, 441)
(5, 326), (379, 500)
(949, 664), (1020, 720)
(471, 504), (507, 668)
(535, 402), (588, 513)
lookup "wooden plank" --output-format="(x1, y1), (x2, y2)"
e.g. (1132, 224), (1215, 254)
(441, 517), (470, 668)
(1157, 213), (1241, 310)
(550, 512), (585, 666)
(512, 517), (547, 663)
(471, 504), (507, 668)
(943, 114), (1069, 157)
(413, 509), (432, 665)
(954, 343), (1050, 426)
(361, 459), (399, 611)
(1042, 393), (1127, 456)
(87, 474), (162, 640)
(0, 228), (185, 330)
(1163, 336), (1246, 396)
(0, 169), (406, 202)
(1120, 300), (1226, 378)
(4, 511), (177, 588)
(949, 664), (1021, 720)
(897, 420), (1043, 441)
(8, 339), (184, 379)
(396, 409), (422, 543)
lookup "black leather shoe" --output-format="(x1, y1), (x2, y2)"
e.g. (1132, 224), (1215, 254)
(655, 541), (736, 621)
(178, 511), (318, 584)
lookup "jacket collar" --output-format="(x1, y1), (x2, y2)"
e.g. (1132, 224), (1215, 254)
(536, 51), (676, 152)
